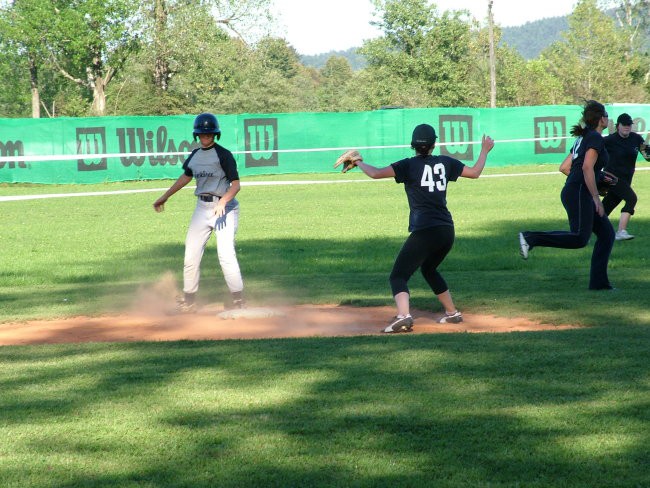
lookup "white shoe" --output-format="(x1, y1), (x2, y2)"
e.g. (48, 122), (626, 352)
(615, 230), (634, 241)
(382, 315), (414, 333)
(518, 232), (529, 259)
(438, 311), (463, 324)
(175, 300), (197, 314)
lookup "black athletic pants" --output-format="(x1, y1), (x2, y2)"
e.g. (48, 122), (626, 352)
(389, 225), (455, 297)
(602, 178), (637, 216)
(522, 182), (615, 290)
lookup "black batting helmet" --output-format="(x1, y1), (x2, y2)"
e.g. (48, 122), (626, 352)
(193, 113), (221, 140)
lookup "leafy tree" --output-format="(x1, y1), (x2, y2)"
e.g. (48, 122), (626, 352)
(600, 0), (650, 52)
(541, 0), (643, 103)
(0, 0), (55, 117)
(215, 38), (317, 114)
(468, 22), (568, 107)
(54, 0), (141, 115)
(141, 0), (274, 93)
(359, 0), (475, 108)
(0, 43), (30, 117)
(315, 56), (355, 111)
(255, 37), (302, 79)
(600, 0), (650, 95)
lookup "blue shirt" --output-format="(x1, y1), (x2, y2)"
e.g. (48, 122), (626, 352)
(391, 154), (465, 232)
(566, 129), (609, 185)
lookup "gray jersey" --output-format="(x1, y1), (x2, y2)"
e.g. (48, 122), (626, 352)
(183, 144), (239, 197)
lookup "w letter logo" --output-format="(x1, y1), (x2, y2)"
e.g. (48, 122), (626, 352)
(534, 117), (566, 154)
(76, 127), (107, 171)
(439, 116), (473, 160)
(244, 119), (278, 168)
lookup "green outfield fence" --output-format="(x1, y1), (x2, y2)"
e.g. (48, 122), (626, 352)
(1, 105), (649, 184)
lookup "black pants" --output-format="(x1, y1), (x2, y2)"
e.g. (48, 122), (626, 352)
(389, 225), (455, 297)
(522, 183), (615, 289)
(602, 178), (637, 216)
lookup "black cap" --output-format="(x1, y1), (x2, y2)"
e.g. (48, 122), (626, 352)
(411, 124), (437, 146)
(616, 113), (633, 126)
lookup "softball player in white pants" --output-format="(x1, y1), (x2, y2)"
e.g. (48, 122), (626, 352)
(184, 198), (243, 296)
(153, 113), (244, 313)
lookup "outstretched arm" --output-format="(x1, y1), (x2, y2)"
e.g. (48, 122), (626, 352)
(460, 135), (495, 179)
(153, 174), (192, 212)
(355, 159), (396, 179)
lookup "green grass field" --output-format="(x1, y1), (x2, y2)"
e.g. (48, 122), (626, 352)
(1, 165), (649, 487)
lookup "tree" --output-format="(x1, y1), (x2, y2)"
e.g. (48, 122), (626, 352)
(316, 56), (355, 111)
(142, 0), (274, 93)
(215, 37), (317, 114)
(0, 0), (56, 117)
(600, 0), (650, 53)
(542, 0), (643, 103)
(359, 0), (475, 108)
(0, 42), (31, 117)
(48, 0), (142, 115)
(599, 0), (650, 93)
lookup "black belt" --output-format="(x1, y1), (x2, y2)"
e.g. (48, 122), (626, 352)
(199, 194), (219, 202)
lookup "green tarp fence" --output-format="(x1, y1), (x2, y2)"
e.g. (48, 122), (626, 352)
(1, 105), (649, 184)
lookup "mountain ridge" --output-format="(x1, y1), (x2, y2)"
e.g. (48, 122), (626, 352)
(300, 14), (569, 70)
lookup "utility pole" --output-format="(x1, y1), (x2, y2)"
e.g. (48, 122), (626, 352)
(488, 0), (496, 108)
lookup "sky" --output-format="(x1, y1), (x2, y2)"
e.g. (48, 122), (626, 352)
(271, 0), (577, 55)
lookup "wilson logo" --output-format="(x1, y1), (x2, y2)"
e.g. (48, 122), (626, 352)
(534, 117), (566, 154)
(244, 119), (278, 167)
(116, 126), (194, 167)
(76, 127), (107, 171)
(0, 140), (26, 169)
(439, 116), (473, 160)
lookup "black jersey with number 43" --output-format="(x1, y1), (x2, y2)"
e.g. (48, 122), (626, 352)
(391, 154), (465, 232)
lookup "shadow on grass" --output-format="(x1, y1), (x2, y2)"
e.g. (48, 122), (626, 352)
(2, 217), (650, 326)
(0, 329), (648, 486)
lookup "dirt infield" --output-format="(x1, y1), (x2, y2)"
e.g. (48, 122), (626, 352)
(0, 304), (578, 346)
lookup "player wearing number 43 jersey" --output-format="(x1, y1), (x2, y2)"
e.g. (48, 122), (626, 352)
(344, 124), (495, 333)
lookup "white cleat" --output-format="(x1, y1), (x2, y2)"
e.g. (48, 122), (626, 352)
(615, 230), (634, 241)
(519, 232), (530, 259)
(382, 315), (414, 333)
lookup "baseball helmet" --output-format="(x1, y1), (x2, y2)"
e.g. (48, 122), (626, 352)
(411, 124), (437, 147)
(193, 113), (221, 140)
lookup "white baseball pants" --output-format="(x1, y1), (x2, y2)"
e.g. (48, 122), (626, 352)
(183, 199), (243, 295)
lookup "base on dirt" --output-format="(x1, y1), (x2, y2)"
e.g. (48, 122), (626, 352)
(218, 307), (285, 320)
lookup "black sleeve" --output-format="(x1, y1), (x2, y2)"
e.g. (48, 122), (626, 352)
(391, 158), (410, 183)
(215, 145), (240, 181)
(633, 132), (645, 150)
(182, 148), (200, 177)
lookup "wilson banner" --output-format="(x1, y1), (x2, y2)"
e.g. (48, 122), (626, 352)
(1, 105), (648, 184)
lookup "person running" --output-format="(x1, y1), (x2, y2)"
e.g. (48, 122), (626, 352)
(518, 100), (616, 290)
(350, 123), (495, 333)
(153, 113), (244, 313)
(602, 112), (650, 241)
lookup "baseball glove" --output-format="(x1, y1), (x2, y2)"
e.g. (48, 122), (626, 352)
(334, 149), (362, 173)
(596, 170), (618, 196)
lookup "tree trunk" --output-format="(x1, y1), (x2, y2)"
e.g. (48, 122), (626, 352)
(153, 0), (170, 91)
(91, 76), (106, 116)
(488, 0), (497, 108)
(28, 56), (41, 118)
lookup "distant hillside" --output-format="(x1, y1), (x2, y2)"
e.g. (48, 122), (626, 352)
(500, 15), (569, 59)
(300, 15), (570, 70)
(300, 48), (367, 71)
